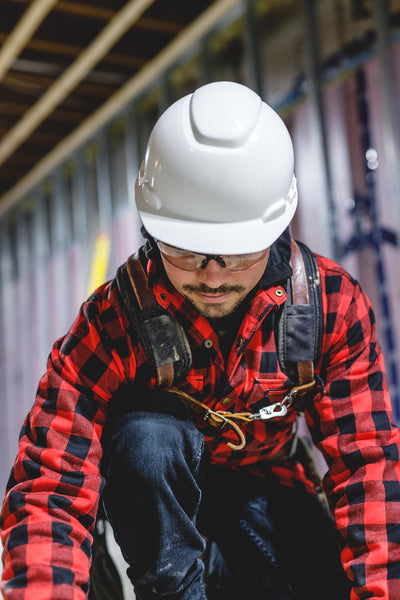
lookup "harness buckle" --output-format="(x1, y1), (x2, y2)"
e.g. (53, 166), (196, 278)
(203, 408), (228, 429)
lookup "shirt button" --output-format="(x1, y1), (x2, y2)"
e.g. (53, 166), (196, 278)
(275, 289), (284, 297)
(204, 339), (213, 349)
(222, 397), (232, 406)
(236, 337), (243, 347)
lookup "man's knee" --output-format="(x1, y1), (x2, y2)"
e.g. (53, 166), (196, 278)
(102, 392), (204, 484)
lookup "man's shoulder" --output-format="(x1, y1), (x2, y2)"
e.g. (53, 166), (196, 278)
(312, 252), (367, 314)
(313, 252), (358, 284)
(78, 275), (129, 340)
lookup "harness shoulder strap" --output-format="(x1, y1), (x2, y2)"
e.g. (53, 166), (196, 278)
(116, 251), (192, 387)
(276, 239), (323, 407)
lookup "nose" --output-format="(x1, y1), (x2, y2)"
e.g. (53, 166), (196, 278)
(198, 258), (229, 287)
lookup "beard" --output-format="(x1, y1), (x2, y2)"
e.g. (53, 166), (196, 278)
(181, 283), (247, 318)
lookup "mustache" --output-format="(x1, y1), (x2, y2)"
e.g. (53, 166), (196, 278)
(182, 283), (245, 294)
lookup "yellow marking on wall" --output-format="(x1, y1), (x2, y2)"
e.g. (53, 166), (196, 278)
(87, 232), (111, 296)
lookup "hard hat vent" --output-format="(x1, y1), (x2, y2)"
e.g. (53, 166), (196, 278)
(190, 81), (262, 148)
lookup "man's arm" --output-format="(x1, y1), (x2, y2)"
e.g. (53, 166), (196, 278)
(0, 281), (132, 599)
(305, 256), (400, 600)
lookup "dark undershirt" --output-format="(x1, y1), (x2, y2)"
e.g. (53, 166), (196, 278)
(208, 228), (293, 363)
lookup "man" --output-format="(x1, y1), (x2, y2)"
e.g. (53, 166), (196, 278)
(1, 81), (400, 600)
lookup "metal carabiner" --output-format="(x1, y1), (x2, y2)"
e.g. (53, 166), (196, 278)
(254, 402), (289, 420)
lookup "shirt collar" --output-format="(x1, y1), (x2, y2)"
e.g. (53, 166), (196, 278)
(257, 227), (292, 289)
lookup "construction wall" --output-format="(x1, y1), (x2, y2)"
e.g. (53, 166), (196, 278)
(1, 0), (400, 499)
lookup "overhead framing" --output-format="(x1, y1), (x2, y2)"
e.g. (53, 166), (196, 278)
(0, 0), (243, 217)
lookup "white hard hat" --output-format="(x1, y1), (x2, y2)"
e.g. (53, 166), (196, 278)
(135, 81), (297, 254)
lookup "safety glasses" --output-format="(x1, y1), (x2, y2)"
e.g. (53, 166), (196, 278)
(156, 241), (269, 272)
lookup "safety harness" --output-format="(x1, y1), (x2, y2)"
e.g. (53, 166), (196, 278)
(116, 239), (323, 452)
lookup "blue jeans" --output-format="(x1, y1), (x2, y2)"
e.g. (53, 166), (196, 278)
(101, 390), (350, 600)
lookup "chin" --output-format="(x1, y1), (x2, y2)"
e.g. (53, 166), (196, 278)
(195, 299), (241, 319)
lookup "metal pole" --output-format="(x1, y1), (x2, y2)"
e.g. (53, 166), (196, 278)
(0, 219), (13, 492)
(355, 67), (400, 419)
(70, 152), (89, 306)
(32, 188), (51, 377)
(15, 207), (34, 414)
(85, 132), (113, 294)
(96, 132), (114, 232)
(124, 105), (144, 250)
(301, 0), (340, 260)
(244, 0), (264, 98)
(52, 171), (70, 332)
(371, 0), (400, 241)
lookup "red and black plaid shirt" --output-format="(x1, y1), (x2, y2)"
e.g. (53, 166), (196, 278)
(2, 238), (400, 599)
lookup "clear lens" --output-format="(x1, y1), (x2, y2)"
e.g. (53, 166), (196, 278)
(157, 241), (267, 272)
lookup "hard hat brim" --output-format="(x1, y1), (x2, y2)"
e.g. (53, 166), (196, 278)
(139, 195), (297, 255)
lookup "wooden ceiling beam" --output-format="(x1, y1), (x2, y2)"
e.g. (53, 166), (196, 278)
(0, 33), (147, 70)
(0, 0), (58, 82)
(9, 0), (182, 34)
(0, 101), (87, 123)
(3, 72), (121, 98)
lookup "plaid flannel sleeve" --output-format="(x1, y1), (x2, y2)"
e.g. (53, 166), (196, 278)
(0, 282), (132, 599)
(305, 257), (400, 600)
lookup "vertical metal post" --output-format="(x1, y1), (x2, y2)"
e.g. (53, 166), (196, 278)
(372, 0), (400, 240)
(161, 72), (174, 110)
(96, 131), (114, 233)
(301, 0), (340, 260)
(1, 218), (22, 481)
(244, 0), (264, 98)
(85, 131), (113, 293)
(69, 152), (89, 309)
(52, 170), (70, 332)
(32, 188), (51, 381)
(125, 106), (139, 214)
(200, 35), (213, 84)
(355, 68), (400, 419)
(71, 152), (89, 246)
(125, 104), (143, 249)
(0, 219), (13, 492)
(15, 207), (33, 415)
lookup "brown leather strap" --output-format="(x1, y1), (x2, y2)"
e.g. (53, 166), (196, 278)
(289, 240), (315, 387)
(125, 254), (175, 387)
(126, 253), (157, 311)
(166, 387), (252, 451)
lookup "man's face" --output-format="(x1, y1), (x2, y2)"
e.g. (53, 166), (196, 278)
(160, 247), (270, 319)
